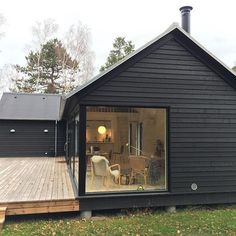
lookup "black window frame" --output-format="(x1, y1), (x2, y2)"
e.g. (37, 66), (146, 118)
(78, 104), (170, 196)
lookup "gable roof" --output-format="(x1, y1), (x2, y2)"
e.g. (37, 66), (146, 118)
(66, 23), (236, 104)
(0, 92), (63, 120)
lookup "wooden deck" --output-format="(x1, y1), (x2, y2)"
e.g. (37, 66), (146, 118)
(0, 157), (79, 218)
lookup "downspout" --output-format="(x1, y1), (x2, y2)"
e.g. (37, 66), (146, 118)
(55, 120), (58, 157)
(66, 121), (69, 162)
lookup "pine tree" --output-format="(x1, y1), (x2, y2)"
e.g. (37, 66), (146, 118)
(14, 38), (79, 94)
(100, 37), (135, 72)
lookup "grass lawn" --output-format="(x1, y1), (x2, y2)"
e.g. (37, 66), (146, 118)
(2, 205), (236, 236)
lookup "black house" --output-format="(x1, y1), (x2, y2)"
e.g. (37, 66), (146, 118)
(63, 18), (236, 211)
(0, 93), (66, 157)
(2, 6), (236, 212)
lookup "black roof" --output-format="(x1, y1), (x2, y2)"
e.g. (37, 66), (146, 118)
(0, 93), (63, 120)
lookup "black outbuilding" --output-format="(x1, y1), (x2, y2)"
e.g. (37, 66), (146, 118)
(0, 93), (65, 157)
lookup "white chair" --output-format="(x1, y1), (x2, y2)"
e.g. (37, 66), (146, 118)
(90, 155), (121, 186)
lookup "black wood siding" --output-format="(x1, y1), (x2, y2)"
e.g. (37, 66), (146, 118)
(79, 38), (236, 194)
(0, 120), (60, 157)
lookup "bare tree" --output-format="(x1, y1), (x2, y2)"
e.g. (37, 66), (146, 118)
(0, 65), (19, 94)
(0, 14), (7, 95)
(0, 14), (6, 40)
(0, 68), (7, 93)
(31, 18), (59, 49)
(63, 21), (94, 87)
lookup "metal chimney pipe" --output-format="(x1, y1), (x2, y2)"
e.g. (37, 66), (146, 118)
(179, 6), (193, 33)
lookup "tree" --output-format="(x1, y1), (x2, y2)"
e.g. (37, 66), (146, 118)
(100, 37), (135, 72)
(0, 14), (7, 95)
(0, 14), (5, 40)
(14, 38), (79, 94)
(0, 65), (11, 93)
(63, 21), (94, 84)
(31, 18), (58, 49)
(23, 18), (59, 92)
(11, 20), (94, 94)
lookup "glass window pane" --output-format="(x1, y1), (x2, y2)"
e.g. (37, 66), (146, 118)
(66, 118), (79, 190)
(85, 106), (167, 193)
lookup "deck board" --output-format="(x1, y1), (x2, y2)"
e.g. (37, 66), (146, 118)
(1, 160), (32, 201)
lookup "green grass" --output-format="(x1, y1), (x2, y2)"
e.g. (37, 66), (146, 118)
(2, 205), (236, 236)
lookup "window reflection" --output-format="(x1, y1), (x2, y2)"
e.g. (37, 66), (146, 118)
(85, 107), (167, 193)
(67, 118), (79, 189)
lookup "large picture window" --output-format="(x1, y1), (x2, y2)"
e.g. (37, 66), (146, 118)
(85, 106), (167, 193)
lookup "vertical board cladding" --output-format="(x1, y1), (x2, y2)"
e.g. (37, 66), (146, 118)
(79, 37), (236, 194)
(0, 120), (55, 157)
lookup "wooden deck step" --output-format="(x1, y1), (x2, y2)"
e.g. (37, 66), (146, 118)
(0, 199), (79, 216)
(0, 207), (7, 230)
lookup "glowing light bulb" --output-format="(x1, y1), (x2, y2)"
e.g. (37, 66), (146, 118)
(98, 126), (106, 134)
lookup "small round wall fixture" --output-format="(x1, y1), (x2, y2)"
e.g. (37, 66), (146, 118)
(98, 125), (106, 134)
(10, 129), (15, 133)
(44, 129), (49, 133)
(191, 183), (198, 191)
(137, 185), (145, 191)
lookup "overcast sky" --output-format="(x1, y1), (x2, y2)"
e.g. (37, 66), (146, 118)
(1, 0), (236, 75)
